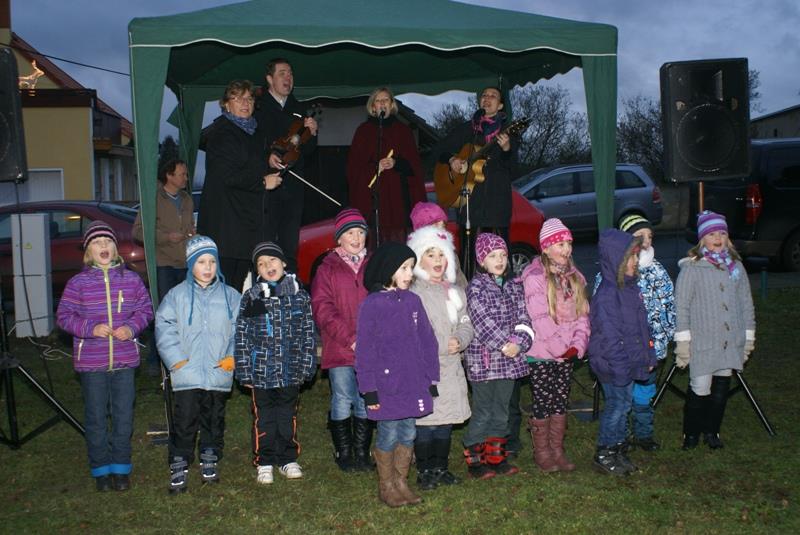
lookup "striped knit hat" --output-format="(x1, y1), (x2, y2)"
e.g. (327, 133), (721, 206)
(475, 232), (507, 266)
(334, 208), (369, 241)
(618, 214), (652, 235)
(83, 220), (117, 249)
(539, 218), (573, 251)
(252, 241), (286, 265)
(184, 235), (230, 325)
(697, 210), (728, 240)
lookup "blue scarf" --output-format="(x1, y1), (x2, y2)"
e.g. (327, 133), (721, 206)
(223, 111), (257, 135)
(701, 246), (740, 280)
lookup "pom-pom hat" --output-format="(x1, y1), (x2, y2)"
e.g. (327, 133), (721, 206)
(697, 210), (728, 240)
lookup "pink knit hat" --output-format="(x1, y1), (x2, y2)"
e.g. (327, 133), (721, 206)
(539, 218), (573, 251)
(334, 208), (368, 241)
(475, 232), (507, 266)
(410, 202), (448, 231)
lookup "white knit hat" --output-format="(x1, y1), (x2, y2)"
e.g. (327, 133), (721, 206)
(406, 226), (458, 284)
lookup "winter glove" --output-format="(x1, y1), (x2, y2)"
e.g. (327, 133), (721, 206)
(429, 384), (439, 398)
(674, 341), (690, 369)
(744, 339), (755, 363)
(560, 347), (579, 361)
(217, 356), (235, 372)
(172, 358), (189, 371)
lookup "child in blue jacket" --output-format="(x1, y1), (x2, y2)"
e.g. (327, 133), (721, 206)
(234, 242), (316, 485)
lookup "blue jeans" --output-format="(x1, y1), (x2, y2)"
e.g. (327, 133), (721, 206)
(598, 382), (633, 447)
(375, 418), (416, 451)
(328, 366), (367, 420)
(631, 369), (657, 439)
(79, 368), (136, 476)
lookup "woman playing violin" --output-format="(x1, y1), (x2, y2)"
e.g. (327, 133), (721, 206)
(197, 79), (282, 290)
(346, 87), (426, 244)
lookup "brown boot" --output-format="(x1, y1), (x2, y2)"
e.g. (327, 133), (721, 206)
(393, 445), (422, 505)
(373, 448), (405, 507)
(549, 414), (576, 472)
(529, 418), (558, 472)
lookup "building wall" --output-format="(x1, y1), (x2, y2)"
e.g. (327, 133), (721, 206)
(752, 109), (800, 139)
(22, 107), (94, 199)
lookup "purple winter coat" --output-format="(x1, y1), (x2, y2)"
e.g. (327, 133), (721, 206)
(465, 274), (533, 382)
(311, 251), (369, 369)
(57, 264), (153, 372)
(588, 230), (657, 386)
(355, 289), (440, 421)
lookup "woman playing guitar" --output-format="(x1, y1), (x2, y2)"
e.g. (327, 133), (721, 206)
(435, 87), (517, 278)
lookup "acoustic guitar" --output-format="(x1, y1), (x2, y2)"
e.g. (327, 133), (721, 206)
(433, 117), (531, 209)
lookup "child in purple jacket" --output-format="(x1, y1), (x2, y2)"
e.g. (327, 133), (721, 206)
(589, 229), (657, 476)
(356, 242), (439, 508)
(56, 221), (153, 492)
(463, 233), (534, 480)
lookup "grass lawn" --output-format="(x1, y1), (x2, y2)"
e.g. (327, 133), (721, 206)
(1, 289), (798, 534)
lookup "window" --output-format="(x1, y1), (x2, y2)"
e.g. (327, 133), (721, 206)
(578, 171), (595, 193)
(767, 147), (800, 189)
(615, 170), (645, 189)
(528, 173), (574, 200)
(50, 211), (87, 238)
(0, 169), (64, 207)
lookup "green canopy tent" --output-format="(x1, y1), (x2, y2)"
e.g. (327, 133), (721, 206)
(128, 0), (617, 302)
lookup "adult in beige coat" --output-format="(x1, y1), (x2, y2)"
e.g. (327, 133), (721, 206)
(408, 226), (474, 490)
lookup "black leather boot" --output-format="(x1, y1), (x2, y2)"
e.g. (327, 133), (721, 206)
(414, 440), (438, 490)
(704, 375), (732, 449)
(329, 416), (355, 472)
(352, 417), (374, 471)
(432, 435), (459, 485)
(682, 387), (706, 450)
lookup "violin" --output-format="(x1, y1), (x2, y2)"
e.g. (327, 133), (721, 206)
(270, 104), (323, 167)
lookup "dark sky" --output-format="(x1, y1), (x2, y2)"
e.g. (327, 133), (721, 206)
(10, 0), (800, 129)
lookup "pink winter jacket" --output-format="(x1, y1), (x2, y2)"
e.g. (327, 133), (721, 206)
(521, 257), (591, 360)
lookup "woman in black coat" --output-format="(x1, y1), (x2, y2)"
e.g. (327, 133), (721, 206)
(197, 80), (282, 290)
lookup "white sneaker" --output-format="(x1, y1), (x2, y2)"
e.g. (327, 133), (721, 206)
(278, 462), (303, 479)
(256, 465), (274, 485)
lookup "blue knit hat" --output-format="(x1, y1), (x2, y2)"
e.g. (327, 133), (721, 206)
(184, 235), (230, 324)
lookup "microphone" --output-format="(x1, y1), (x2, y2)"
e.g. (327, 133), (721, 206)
(379, 110), (386, 120)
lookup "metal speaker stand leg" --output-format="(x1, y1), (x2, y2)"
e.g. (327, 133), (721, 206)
(0, 354), (85, 449)
(652, 362), (686, 408)
(729, 370), (776, 436)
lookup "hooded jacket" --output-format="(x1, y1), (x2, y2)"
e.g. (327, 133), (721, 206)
(588, 230), (656, 386)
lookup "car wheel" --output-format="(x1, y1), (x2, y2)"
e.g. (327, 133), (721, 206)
(510, 244), (535, 276)
(781, 229), (800, 271)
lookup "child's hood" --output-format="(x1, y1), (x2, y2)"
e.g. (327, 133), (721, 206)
(598, 229), (634, 284)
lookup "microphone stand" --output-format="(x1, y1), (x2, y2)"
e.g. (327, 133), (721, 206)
(458, 109), (483, 279)
(372, 111), (385, 247)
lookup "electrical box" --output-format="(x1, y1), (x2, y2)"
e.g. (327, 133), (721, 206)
(11, 213), (53, 337)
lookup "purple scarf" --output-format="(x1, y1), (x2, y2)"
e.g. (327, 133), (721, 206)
(702, 246), (740, 280)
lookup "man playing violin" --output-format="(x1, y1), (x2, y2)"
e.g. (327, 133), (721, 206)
(254, 58), (319, 272)
(435, 86), (516, 278)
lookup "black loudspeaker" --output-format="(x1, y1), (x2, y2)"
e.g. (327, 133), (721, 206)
(660, 58), (750, 183)
(0, 48), (28, 183)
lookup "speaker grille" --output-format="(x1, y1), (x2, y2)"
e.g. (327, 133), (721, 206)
(676, 103), (737, 172)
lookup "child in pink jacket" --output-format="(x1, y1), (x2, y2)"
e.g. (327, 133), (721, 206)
(521, 219), (590, 472)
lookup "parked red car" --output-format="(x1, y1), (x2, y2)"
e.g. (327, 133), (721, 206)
(296, 183), (545, 284)
(0, 201), (147, 304)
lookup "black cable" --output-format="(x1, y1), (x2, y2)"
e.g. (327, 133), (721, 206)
(0, 43), (129, 77)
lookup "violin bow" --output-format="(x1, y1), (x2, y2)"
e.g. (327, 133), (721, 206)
(275, 163), (342, 207)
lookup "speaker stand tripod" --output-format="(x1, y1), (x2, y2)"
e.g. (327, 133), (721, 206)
(652, 360), (776, 436)
(0, 287), (84, 449)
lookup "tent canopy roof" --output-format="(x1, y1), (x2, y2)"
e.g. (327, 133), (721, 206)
(129, 0), (617, 99)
